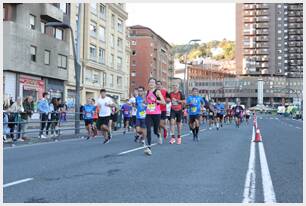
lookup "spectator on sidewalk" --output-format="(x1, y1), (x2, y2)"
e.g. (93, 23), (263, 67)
(37, 92), (50, 139)
(3, 99), (10, 141)
(58, 99), (68, 123)
(21, 96), (34, 140)
(8, 97), (24, 142)
(46, 97), (60, 139)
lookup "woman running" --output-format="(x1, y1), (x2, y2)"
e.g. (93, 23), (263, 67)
(144, 78), (166, 155)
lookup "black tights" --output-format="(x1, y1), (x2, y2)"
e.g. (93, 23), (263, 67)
(145, 114), (161, 147)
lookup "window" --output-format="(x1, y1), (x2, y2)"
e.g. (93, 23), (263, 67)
(89, 21), (97, 37)
(117, 38), (123, 50)
(277, 17), (282, 21)
(117, 76), (122, 88)
(117, 56), (122, 70)
(111, 14), (115, 29)
(131, 71), (136, 77)
(93, 73), (100, 84)
(30, 14), (35, 30)
(44, 50), (50, 65)
(30, 46), (36, 62)
(98, 47), (105, 64)
(60, 3), (67, 13)
(132, 50), (136, 56)
(131, 41), (136, 45)
(110, 54), (114, 67)
(57, 54), (67, 69)
(98, 26), (105, 41)
(111, 34), (115, 48)
(117, 19), (123, 32)
(40, 21), (45, 33)
(90, 3), (97, 14)
(55, 28), (63, 40)
(110, 74), (114, 87)
(99, 4), (106, 19)
(101, 72), (106, 86)
(89, 44), (97, 60)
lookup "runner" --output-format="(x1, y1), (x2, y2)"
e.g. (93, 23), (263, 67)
(233, 101), (244, 128)
(166, 101), (172, 132)
(214, 100), (225, 130)
(96, 89), (115, 144)
(245, 108), (251, 125)
(169, 84), (185, 144)
(121, 100), (132, 134)
(144, 78), (166, 155)
(225, 105), (232, 125)
(83, 98), (96, 140)
(135, 86), (147, 145)
(207, 100), (215, 130)
(156, 81), (170, 141)
(186, 88), (208, 141)
(92, 98), (98, 137)
(128, 89), (138, 135)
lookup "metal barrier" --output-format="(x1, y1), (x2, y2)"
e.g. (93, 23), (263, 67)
(3, 111), (123, 139)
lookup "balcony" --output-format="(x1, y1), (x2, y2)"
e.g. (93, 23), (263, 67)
(288, 5), (302, 11)
(243, 29), (256, 35)
(256, 16), (269, 22)
(256, 36), (269, 42)
(256, 42), (269, 48)
(256, 56), (269, 61)
(244, 11), (256, 16)
(256, 10), (269, 16)
(256, 29), (269, 35)
(255, 23), (269, 29)
(256, 3), (269, 9)
(256, 62), (269, 68)
(244, 4), (256, 10)
(288, 17), (303, 23)
(256, 49), (269, 55)
(244, 17), (256, 23)
(41, 4), (64, 22)
(244, 49), (256, 55)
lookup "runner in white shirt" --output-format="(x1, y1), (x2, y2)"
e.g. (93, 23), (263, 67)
(96, 89), (115, 144)
(129, 88), (138, 140)
(166, 102), (172, 131)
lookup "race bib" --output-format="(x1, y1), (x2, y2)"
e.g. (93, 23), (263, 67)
(147, 103), (156, 111)
(209, 112), (213, 115)
(172, 100), (179, 106)
(85, 112), (92, 118)
(191, 107), (197, 113)
(124, 111), (129, 115)
(139, 110), (146, 118)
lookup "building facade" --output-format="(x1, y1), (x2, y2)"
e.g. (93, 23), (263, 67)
(66, 3), (130, 107)
(128, 25), (174, 94)
(3, 3), (70, 102)
(236, 3), (303, 77)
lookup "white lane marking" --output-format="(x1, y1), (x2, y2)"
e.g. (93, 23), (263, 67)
(118, 129), (206, 155)
(3, 178), (34, 188)
(242, 126), (256, 203)
(258, 142), (277, 203)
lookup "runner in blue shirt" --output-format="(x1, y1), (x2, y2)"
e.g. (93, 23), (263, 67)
(134, 86), (147, 145)
(83, 98), (96, 139)
(214, 100), (225, 130)
(186, 88), (208, 141)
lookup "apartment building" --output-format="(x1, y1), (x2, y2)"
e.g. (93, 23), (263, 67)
(66, 3), (130, 106)
(3, 3), (70, 101)
(236, 3), (303, 78)
(128, 25), (174, 94)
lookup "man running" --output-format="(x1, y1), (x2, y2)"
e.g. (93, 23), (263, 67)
(135, 86), (147, 145)
(233, 101), (244, 128)
(169, 84), (185, 144)
(207, 100), (215, 130)
(121, 100), (132, 134)
(96, 89), (115, 144)
(128, 89), (138, 134)
(214, 100), (225, 130)
(145, 78), (166, 155)
(156, 80), (170, 141)
(186, 88), (208, 141)
(83, 98), (96, 140)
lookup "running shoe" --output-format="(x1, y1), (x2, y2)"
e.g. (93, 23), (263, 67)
(134, 135), (139, 142)
(144, 147), (152, 156)
(177, 137), (182, 145)
(169, 136), (176, 144)
(103, 138), (110, 144)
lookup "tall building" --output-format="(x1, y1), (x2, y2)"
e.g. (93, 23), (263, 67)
(236, 3), (303, 78)
(128, 25), (174, 94)
(66, 3), (130, 106)
(3, 3), (70, 102)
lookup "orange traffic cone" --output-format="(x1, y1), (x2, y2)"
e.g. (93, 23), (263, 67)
(254, 128), (262, 142)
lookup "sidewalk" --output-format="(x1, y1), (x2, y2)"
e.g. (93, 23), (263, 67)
(3, 128), (126, 148)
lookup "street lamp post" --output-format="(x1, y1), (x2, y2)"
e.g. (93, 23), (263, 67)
(46, 22), (81, 134)
(183, 39), (201, 96)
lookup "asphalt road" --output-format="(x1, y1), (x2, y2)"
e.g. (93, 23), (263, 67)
(3, 114), (303, 203)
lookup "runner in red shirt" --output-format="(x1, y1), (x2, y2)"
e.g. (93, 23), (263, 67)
(169, 83), (185, 145)
(156, 81), (170, 141)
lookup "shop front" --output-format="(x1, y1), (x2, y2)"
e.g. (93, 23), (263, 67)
(47, 78), (64, 100)
(19, 74), (45, 102)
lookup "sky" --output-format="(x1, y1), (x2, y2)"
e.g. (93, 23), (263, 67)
(126, 3), (236, 45)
